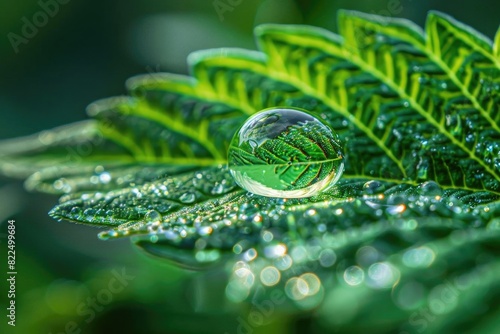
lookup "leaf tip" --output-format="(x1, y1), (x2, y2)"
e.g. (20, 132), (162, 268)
(86, 96), (135, 117)
(426, 10), (493, 49)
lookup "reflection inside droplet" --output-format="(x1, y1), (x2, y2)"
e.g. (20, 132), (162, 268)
(227, 108), (344, 198)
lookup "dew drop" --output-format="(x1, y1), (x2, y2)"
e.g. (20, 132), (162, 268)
(417, 181), (443, 198)
(179, 192), (196, 204)
(227, 108), (344, 198)
(144, 210), (162, 224)
(362, 180), (385, 195)
(344, 266), (365, 286)
(260, 266), (281, 286)
(211, 183), (224, 195)
(99, 172), (112, 184)
(83, 208), (96, 219)
(90, 176), (99, 184)
(198, 226), (213, 236)
(367, 262), (399, 289)
(387, 194), (406, 205)
(70, 207), (82, 216)
(285, 277), (308, 300)
(274, 254), (293, 270)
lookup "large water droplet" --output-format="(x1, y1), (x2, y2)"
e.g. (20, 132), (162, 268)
(227, 108), (344, 198)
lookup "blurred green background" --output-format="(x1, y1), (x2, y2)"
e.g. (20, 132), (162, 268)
(0, 1), (499, 333)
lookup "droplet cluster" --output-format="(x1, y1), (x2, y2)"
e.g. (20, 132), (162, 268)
(78, 170), (500, 310)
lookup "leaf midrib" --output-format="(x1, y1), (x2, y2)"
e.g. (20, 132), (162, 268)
(230, 146), (342, 167)
(421, 19), (500, 133)
(198, 55), (408, 179)
(111, 101), (224, 160)
(262, 39), (409, 179)
(342, 16), (500, 177)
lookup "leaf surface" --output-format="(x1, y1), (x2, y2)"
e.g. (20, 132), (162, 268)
(1, 10), (500, 332)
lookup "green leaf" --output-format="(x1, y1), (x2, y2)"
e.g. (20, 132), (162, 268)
(50, 166), (238, 228)
(0, 121), (132, 178)
(1, 10), (500, 333)
(495, 26), (500, 58)
(337, 10), (500, 190)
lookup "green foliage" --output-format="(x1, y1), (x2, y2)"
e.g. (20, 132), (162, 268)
(1, 10), (500, 333)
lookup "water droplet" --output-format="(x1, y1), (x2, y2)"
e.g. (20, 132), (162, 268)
(264, 243), (287, 259)
(243, 248), (258, 262)
(211, 183), (224, 195)
(179, 192), (196, 204)
(300, 273), (321, 296)
(344, 266), (365, 286)
(261, 230), (274, 242)
(387, 203), (407, 215)
(227, 108), (344, 198)
(83, 208), (96, 219)
(274, 254), (293, 270)
(260, 266), (281, 286)
(144, 210), (162, 224)
(418, 181), (443, 198)
(367, 262), (399, 289)
(285, 277), (309, 300)
(99, 172), (112, 184)
(232, 262), (255, 288)
(362, 180), (385, 195)
(387, 194), (406, 205)
(70, 207), (82, 216)
(131, 188), (143, 198)
(198, 226), (213, 236)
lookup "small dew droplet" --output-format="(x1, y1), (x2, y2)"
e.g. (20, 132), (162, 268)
(70, 207), (82, 216)
(418, 181), (443, 198)
(179, 192), (196, 204)
(145, 210), (162, 224)
(83, 208), (96, 219)
(362, 180), (385, 195)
